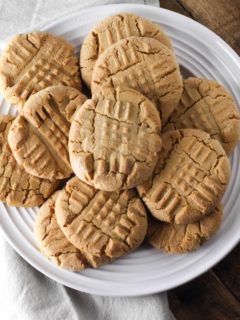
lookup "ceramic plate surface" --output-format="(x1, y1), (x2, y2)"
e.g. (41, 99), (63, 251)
(0, 4), (240, 296)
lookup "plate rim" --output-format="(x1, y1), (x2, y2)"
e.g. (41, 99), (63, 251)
(0, 3), (240, 296)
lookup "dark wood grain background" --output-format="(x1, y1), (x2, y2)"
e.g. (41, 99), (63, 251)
(159, 1), (240, 319)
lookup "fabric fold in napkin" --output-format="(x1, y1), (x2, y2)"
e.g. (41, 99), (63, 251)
(0, 0), (175, 319)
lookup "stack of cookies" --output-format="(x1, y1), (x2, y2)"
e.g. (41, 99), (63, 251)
(0, 13), (239, 271)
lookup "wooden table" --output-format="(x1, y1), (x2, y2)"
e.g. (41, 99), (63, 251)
(159, 1), (240, 319)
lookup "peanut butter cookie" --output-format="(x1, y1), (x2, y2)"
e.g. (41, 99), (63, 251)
(8, 86), (86, 180)
(91, 36), (182, 124)
(35, 191), (105, 270)
(69, 86), (162, 191)
(137, 129), (230, 224)
(0, 115), (58, 207)
(148, 203), (223, 253)
(164, 77), (240, 154)
(55, 177), (148, 261)
(80, 13), (172, 88)
(0, 32), (81, 110)
(35, 192), (90, 271)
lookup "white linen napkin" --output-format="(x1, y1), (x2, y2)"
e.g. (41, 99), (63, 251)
(0, 1), (175, 319)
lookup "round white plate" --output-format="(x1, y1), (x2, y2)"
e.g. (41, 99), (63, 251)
(0, 4), (240, 296)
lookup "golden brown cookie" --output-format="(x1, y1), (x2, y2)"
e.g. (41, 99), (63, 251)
(34, 192), (89, 271)
(0, 115), (58, 207)
(137, 129), (230, 224)
(91, 36), (182, 124)
(164, 77), (240, 154)
(148, 203), (223, 253)
(0, 32), (81, 110)
(8, 86), (86, 180)
(35, 191), (106, 270)
(55, 177), (148, 262)
(69, 86), (162, 191)
(80, 13), (172, 88)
